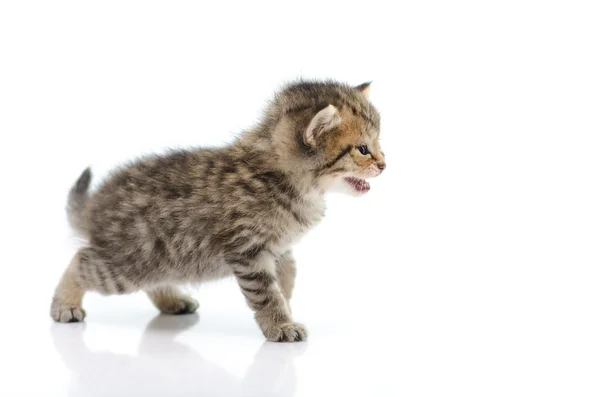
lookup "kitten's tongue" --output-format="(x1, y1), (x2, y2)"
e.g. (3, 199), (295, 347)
(345, 177), (371, 192)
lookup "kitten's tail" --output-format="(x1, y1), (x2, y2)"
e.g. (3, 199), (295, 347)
(67, 167), (92, 237)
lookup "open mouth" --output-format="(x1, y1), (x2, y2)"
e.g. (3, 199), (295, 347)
(344, 177), (370, 193)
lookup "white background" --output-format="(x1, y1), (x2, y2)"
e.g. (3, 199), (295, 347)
(1, 1), (599, 396)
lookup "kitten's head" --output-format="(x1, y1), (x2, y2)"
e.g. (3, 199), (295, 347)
(271, 80), (386, 196)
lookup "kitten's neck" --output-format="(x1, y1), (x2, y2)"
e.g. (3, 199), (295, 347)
(236, 126), (324, 197)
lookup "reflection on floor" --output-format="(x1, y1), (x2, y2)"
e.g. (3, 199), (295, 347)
(51, 314), (306, 397)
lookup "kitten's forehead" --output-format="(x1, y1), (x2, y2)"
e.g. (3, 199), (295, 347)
(367, 130), (380, 143)
(360, 117), (380, 142)
(276, 80), (380, 130)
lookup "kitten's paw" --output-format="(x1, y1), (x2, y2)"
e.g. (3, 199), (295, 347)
(263, 322), (308, 342)
(159, 296), (199, 315)
(51, 299), (86, 323)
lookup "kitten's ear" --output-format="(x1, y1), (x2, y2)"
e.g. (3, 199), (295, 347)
(304, 104), (341, 147)
(355, 81), (372, 98)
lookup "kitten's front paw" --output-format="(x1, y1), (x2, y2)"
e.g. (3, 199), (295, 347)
(263, 322), (308, 342)
(51, 298), (86, 323)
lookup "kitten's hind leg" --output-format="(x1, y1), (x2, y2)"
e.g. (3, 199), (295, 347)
(146, 285), (199, 315)
(51, 251), (88, 323)
(51, 247), (139, 322)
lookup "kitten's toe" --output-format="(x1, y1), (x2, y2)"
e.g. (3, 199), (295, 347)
(160, 296), (199, 315)
(264, 322), (308, 342)
(51, 300), (86, 323)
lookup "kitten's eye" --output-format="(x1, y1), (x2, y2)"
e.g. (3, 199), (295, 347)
(357, 145), (369, 155)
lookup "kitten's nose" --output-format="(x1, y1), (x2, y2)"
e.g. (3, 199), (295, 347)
(378, 162), (386, 171)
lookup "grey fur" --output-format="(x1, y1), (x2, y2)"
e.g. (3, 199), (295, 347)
(66, 167), (92, 236)
(51, 79), (386, 342)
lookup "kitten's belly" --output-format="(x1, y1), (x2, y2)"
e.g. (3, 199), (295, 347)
(191, 257), (233, 282)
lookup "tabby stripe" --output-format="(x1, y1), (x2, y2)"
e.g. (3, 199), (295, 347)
(291, 209), (308, 226)
(236, 270), (275, 285)
(92, 264), (107, 292)
(251, 172), (307, 224)
(262, 188), (306, 225)
(253, 172), (300, 200)
(100, 265), (118, 293)
(237, 180), (257, 195)
(215, 227), (249, 248)
(338, 98), (378, 129)
(230, 259), (252, 268)
(240, 243), (267, 260)
(241, 285), (267, 295)
(226, 241), (269, 264)
(284, 104), (313, 114)
(115, 280), (126, 294)
(249, 295), (272, 310)
(223, 235), (252, 252)
(105, 265), (121, 294)
(322, 145), (352, 170)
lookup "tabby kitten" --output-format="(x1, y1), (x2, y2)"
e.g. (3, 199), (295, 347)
(51, 80), (386, 342)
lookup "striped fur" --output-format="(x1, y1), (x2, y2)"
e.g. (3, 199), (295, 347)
(51, 79), (386, 342)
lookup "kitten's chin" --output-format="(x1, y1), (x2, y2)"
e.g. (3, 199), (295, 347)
(344, 177), (370, 193)
(327, 177), (371, 197)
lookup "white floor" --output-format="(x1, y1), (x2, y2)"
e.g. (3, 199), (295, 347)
(2, 213), (599, 396)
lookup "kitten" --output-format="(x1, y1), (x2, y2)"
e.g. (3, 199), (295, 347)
(51, 80), (386, 342)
